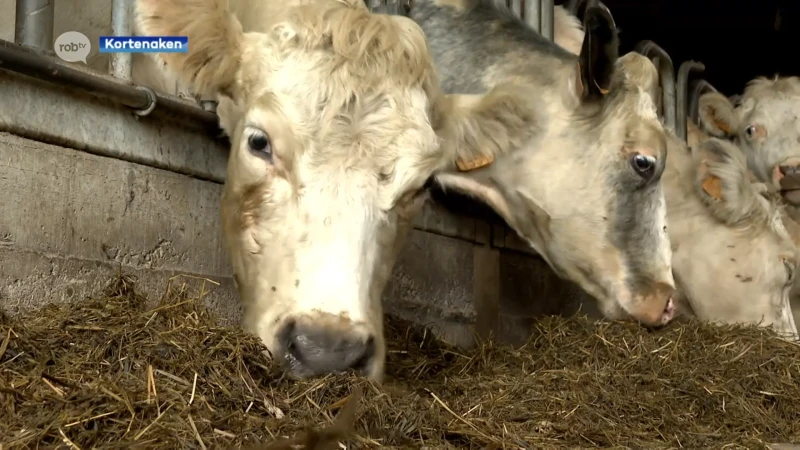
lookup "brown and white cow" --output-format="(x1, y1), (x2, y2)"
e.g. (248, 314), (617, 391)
(134, 0), (558, 380)
(695, 77), (800, 220)
(409, 0), (678, 327)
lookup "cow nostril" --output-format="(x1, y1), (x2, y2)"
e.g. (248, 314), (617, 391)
(282, 321), (375, 377)
(779, 165), (800, 176)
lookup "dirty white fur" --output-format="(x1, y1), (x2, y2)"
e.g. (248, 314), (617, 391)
(135, 0), (534, 380)
(684, 120), (800, 339)
(552, 5), (585, 55)
(664, 132), (799, 339)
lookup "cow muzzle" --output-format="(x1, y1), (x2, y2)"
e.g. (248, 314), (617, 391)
(774, 158), (800, 205)
(278, 316), (377, 379)
(625, 282), (677, 328)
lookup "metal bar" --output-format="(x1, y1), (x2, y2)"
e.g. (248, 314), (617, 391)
(0, 39), (220, 130)
(510, 0), (522, 20)
(634, 40), (677, 132)
(525, 0), (541, 33)
(110, 0), (133, 80)
(676, 60), (705, 143)
(540, 0), (554, 41)
(14, 0), (54, 51)
(688, 79), (718, 125)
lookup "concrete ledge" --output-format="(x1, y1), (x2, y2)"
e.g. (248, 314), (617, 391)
(0, 69), (229, 183)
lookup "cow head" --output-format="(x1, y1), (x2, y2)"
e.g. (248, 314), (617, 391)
(697, 77), (800, 208)
(665, 136), (799, 339)
(433, 6), (676, 328)
(135, 0), (528, 380)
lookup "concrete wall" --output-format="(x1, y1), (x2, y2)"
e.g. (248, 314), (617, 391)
(0, 67), (598, 349)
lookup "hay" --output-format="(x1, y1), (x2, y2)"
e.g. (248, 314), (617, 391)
(1, 274), (800, 449)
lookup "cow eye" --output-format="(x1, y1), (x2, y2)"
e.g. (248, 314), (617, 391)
(630, 153), (656, 180)
(745, 125), (757, 138)
(247, 128), (272, 157)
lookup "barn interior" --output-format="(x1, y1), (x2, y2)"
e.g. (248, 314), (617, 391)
(1, 0), (800, 447)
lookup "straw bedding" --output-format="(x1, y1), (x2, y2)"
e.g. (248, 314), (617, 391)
(1, 274), (799, 449)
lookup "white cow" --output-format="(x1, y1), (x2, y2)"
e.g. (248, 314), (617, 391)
(134, 0), (555, 380)
(695, 77), (800, 223)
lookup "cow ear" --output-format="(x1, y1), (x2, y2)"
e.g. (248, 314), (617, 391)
(575, 5), (619, 101)
(697, 91), (740, 138)
(135, 0), (245, 99)
(216, 95), (244, 138)
(692, 138), (764, 225)
(433, 84), (539, 173)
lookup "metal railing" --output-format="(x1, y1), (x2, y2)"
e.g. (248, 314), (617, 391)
(6, 0), (704, 144)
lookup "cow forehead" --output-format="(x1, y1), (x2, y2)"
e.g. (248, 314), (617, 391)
(238, 26), (441, 162)
(743, 97), (800, 125)
(244, 88), (439, 209)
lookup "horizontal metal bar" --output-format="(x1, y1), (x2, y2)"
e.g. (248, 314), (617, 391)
(0, 68), (229, 183)
(0, 39), (220, 130)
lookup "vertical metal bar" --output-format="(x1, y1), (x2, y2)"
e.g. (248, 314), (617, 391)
(540, 0), (554, 41)
(14, 0), (54, 51)
(510, 0), (522, 19)
(111, 0), (132, 80)
(525, 0), (541, 33)
(367, 0), (383, 9)
(676, 60), (705, 143)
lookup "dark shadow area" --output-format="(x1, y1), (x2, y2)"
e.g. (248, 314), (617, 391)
(428, 185), (506, 225)
(566, 0), (800, 96)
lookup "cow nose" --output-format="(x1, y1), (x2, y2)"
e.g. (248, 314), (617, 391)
(775, 162), (800, 205)
(778, 163), (800, 179)
(280, 320), (376, 378)
(630, 282), (677, 328)
(776, 161), (800, 189)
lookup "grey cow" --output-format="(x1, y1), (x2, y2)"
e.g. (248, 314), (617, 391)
(408, 0), (677, 327)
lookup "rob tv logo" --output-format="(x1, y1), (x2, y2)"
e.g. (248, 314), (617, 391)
(53, 31), (188, 64)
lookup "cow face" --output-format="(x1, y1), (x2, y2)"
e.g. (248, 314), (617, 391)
(136, 0), (527, 380)
(697, 77), (800, 208)
(666, 137), (799, 339)
(432, 6), (676, 328)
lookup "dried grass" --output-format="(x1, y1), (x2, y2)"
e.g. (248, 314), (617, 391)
(1, 273), (799, 449)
